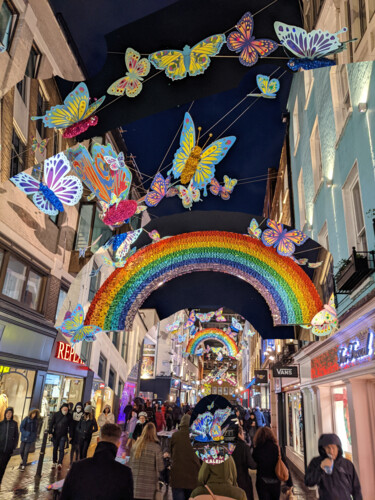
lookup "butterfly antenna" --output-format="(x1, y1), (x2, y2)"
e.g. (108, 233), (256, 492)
(202, 133), (213, 150)
(196, 126), (202, 146)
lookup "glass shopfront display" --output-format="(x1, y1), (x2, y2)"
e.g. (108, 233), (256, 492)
(92, 382), (114, 419)
(43, 374), (84, 416)
(287, 391), (304, 456)
(332, 386), (352, 460)
(0, 367), (35, 425)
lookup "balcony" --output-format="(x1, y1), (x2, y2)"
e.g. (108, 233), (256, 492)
(335, 249), (375, 293)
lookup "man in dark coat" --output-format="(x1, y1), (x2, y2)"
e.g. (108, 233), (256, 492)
(48, 403), (72, 469)
(305, 433), (362, 500)
(170, 414), (200, 500)
(61, 423), (133, 500)
(0, 407), (19, 485)
(231, 426), (256, 500)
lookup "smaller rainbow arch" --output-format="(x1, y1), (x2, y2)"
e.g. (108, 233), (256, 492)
(186, 328), (239, 357)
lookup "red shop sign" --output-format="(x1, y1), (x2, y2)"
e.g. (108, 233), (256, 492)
(55, 341), (86, 365)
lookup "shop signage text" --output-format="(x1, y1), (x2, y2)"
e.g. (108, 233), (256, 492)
(337, 329), (374, 367)
(55, 342), (85, 365)
(254, 369), (268, 384)
(272, 365), (298, 378)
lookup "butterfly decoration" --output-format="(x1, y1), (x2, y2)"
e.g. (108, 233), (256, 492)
(31, 83), (105, 138)
(310, 294), (338, 336)
(104, 230), (142, 260)
(231, 317), (243, 332)
(207, 402), (215, 411)
(56, 304), (101, 344)
(247, 74), (280, 99)
(195, 347), (204, 356)
(211, 347), (222, 355)
(11, 153), (83, 216)
(166, 320), (181, 334)
(217, 352), (223, 362)
(227, 12), (278, 67)
(149, 34), (226, 81)
(189, 325), (198, 337)
(107, 47), (150, 97)
(0, 42), (5, 53)
(274, 22), (349, 71)
(104, 152), (127, 174)
(196, 312), (215, 323)
(182, 352), (190, 358)
(261, 219), (308, 257)
(244, 328), (256, 338)
(214, 307), (226, 322)
(89, 265), (103, 277)
(177, 181), (202, 210)
(102, 256), (127, 268)
(145, 173), (178, 208)
(184, 310), (196, 329)
(148, 230), (161, 243)
(209, 175), (237, 200)
(177, 333), (186, 343)
(169, 112), (236, 196)
(290, 255), (323, 268)
(78, 235), (102, 259)
(191, 407), (232, 442)
(247, 218), (262, 239)
(31, 137), (50, 155)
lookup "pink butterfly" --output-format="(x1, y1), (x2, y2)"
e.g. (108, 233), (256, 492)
(214, 307), (226, 322)
(261, 219), (308, 257)
(184, 310), (196, 328)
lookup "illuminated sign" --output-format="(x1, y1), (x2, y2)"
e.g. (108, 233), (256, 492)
(337, 329), (374, 366)
(55, 341), (85, 365)
(272, 365), (298, 378)
(0, 366), (10, 374)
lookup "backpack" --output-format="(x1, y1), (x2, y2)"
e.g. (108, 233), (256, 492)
(190, 485), (238, 500)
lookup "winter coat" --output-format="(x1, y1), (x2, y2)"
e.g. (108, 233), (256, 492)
(0, 407), (19, 454)
(132, 420), (147, 441)
(305, 433), (362, 500)
(61, 441), (133, 500)
(129, 441), (164, 499)
(252, 439), (293, 487)
(253, 409), (265, 427)
(76, 417), (98, 443)
(231, 439), (257, 500)
(145, 407), (155, 423)
(190, 456), (247, 500)
(126, 416), (138, 438)
(20, 413), (38, 444)
(48, 408), (72, 440)
(172, 406), (182, 422)
(71, 404), (84, 444)
(97, 405), (115, 428)
(124, 404), (133, 423)
(170, 414), (200, 489)
(154, 411), (165, 432)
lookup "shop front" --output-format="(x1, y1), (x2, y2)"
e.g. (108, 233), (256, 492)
(92, 382), (114, 420)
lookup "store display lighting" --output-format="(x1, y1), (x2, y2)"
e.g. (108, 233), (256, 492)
(269, 355), (275, 361)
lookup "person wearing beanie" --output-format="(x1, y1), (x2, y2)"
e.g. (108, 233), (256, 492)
(0, 407), (19, 485)
(132, 411), (148, 441)
(48, 403), (72, 470)
(19, 408), (40, 471)
(97, 404), (115, 428)
(76, 405), (98, 459)
(70, 402), (84, 464)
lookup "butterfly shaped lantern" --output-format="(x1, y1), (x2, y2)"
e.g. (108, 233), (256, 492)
(168, 112), (236, 196)
(56, 304), (102, 344)
(227, 12), (278, 67)
(107, 48), (150, 97)
(149, 34), (226, 80)
(248, 74), (280, 99)
(261, 219), (308, 257)
(11, 152), (83, 216)
(31, 83), (105, 138)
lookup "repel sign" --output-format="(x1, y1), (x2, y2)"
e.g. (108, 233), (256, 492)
(55, 341), (86, 365)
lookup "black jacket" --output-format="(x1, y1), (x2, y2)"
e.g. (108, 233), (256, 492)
(0, 407), (19, 454)
(48, 410), (72, 440)
(61, 441), (134, 500)
(252, 440), (293, 487)
(132, 421), (146, 441)
(305, 433), (362, 500)
(231, 439), (256, 500)
(76, 417), (98, 442)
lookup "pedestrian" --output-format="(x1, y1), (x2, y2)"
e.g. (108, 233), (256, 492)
(61, 423), (133, 500)
(190, 456), (247, 500)
(144, 400), (154, 424)
(97, 404), (115, 428)
(263, 409), (271, 427)
(231, 425), (257, 500)
(246, 411), (257, 447)
(70, 402), (83, 464)
(19, 408), (40, 471)
(126, 410), (138, 449)
(166, 407), (173, 431)
(154, 406), (166, 432)
(252, 426), (293, 500)
(132, 411), (147, 441)
(170, 414), (200, 500)
(0, 407), (19, 486)
(172, 404), (182, 429)
(129, 422), (164, 500)
(305, 433), (362, 500)
(48, 403), (72, 470)
(253, 406), (266, 427)
(76, 405), (98, 459)
(68, 402), (74, 415)
(235, 407), (244, 428)
(124, 399), (133, 425)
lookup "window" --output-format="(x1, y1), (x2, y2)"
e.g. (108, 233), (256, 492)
(16, 77), (27, 104)
(310, 118), (323, 195)
(369, 0), (375, 20)
(10, 128), (25, 177)
(297, 169), (306, 230)
(55, 288), (67, 320)
(304, 71), (314, 109)
(80, 340), (92, 365)
(36, 89), (47, 138)
(332, 386), (352, 460)
(292, 98), (300, 154)
(108, 367), (116, 390)
(88, 263), (101, 302)
(25, 43), (41, 79)
(98, 353), (107, 381)
(117, 378), (124, 397)
(330, 65), (352, 140)
(0, 0), (17, 52)
(318, 222), (330, 252)
(112, 330), (119, 350)
(349, 0), (367, 44)
(342, 162), (367, 253)
(287, 392), (304, 456)
(75, 204), (112, 254)
(121, 331), (129, 362)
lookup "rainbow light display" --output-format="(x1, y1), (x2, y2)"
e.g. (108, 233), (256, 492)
(186, 328), (239, 357)
(85, 231), (322, 331)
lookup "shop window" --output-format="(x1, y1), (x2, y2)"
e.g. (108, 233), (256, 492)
(88, 263), (101, 302)
(292, 97), (300, 154)
(117, 378), (124, 397)
(310, 117), (323, 195)
(342, 162), (367, 253)
(108, 367), (116, 390)
(75, 204), (112, 255)
(10, 128), (26, 178)
(297, 169), (306, 230)
(287, 392), (304, 456)
(36, 89), (48, 138)
(98, 353), (107, 382)
(330, 65), (352, 141)
(0, 368), (35, 427)
(43, 374), (84, 415)
(0, 0), (17, 52)
(332, 386), (352, 460)
(55, 288), (67, 321)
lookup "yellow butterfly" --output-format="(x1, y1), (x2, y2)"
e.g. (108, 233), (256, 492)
(148, 34), (226, 80)
(107, 48), (150, 98)
(223, 175), (237, 193)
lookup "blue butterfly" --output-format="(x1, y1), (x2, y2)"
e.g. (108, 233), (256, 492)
(231, 317), (243, 332)
(191, 408), (232, 442)
(177, 334), (186, 343)
(56, 304), (101, 344)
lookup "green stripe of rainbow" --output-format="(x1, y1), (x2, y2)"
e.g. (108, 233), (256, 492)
(186, 328), (239, 357)
(85, 231), (322, 331)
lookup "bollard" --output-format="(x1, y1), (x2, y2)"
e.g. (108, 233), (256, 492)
(35, 430), (49, 478)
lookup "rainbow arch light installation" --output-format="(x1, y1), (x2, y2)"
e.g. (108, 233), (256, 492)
(186, 328), (239, 357)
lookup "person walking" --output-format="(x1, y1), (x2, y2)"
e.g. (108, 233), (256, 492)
(76, 405), (98, 459)
(252, 426), (293, 500)
(132, 411), (147, 441)
(97, 405), (115, 428)
(244, 411), (257, 447)
(170, 414), (200, 500)
(0, 407), (19, 486)
(253, 407), (266, 428)
(190, 456), (247, 500)
(145, 400), (155, 424)
(48, 403), (72, 470)
(172, 405), (182, 429)
(165, 407), (173, 431)
(61, 423), (133, 500)
(19, 408), (39, 471)
(70, 402), (83, 464)
(154, 406), (166, 433)
(129, 422), (164, 500)
(232, 425), (257, 500)
(305, 433), (362, 500)
(124, 399), (133, 426)
(126, 410), (138, 449)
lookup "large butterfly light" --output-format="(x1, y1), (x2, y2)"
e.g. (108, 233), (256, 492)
(248, 74), (280, 99)
(227, 12), (278, 67)
(149, 34), (226, 81)
(169, 112), (236, 195)
(56, 304), (102, 344)
(261, 219), (308, 257)
(31, 83), (105, 138)
(107, 48), (150, 97)
(11, 152), (83, 216)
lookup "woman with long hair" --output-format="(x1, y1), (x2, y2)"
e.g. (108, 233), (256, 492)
(252, 427), (293, 500)
(129, 422), (164, 500)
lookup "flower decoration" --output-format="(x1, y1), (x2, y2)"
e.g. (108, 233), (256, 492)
(101, 199), (138, 227)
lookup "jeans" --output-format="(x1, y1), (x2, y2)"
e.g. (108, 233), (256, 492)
(0, 452), (12, 483)
(20, 442), (33, 467)
(172, 488), (193, 500)
(70, 442), (80, 464)
(52, 436), (67, 464)
(79, 438), (91, 459)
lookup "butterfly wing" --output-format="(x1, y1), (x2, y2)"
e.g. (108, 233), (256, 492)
(227, 12), (253, 53)
(116, 229), (143, 259)
(148, 50), (186, 80)
(10, 172), (40, 195)
(71, 325), (101, 344)
(223, 175), (237, 192)
(145, 173), (167, 207)
(191, 412), (214, 442)
(277, 229), (308, 257)
(194, 137), (236, 191)
(44, 153), (83, 207)
(248, 218), (262, 239)
(210, 408), (232, 441)
(215, 307), (226, 322)
(170, 112), (196, 180)
(188, 34), (226, 77)
(108, 48), (150, 97)
(149, 229), (161, 242)
(113, 164), (132, 200)
(177, 185), (193, 209)
(261, 218), (283, 248)
(184, 310), (196, 328)
(209, 178), (221, 196)
(57, 304), (85, 334)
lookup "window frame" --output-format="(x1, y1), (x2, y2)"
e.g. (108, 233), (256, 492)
(98, 353), (107, 382)
(25, 42), (41, 79)
(74, 203), (112, 255)
(108, 367), (116, 391)
(88, 263), (101, 302)
(0, 0), (18, 53)
(304, 71), (314, 110)
(10, 127), (26, 177)
(117, 378), (124, 397)
(330, 65), (352, 144)
(36, 88), (48, 139)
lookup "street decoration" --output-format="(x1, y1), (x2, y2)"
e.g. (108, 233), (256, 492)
(261, 219), (308, 257)
(85, 231), (323, 332)
(214, 307), (226, 322)
(185, 328), (239, 357)
(89, 265), (103, 277)
(103, 230), (143, 259)
(247, 74), (280, 99)
(78, 234), (102, 258)
(230, 317), (243, 332)
(144, 173), (178, 208)
(191, 407), (232, 441)
(209, 176), (237, 200)
(56, 304), (102, 344)
(309, 294), (338, 337)
(31, 137), (49, 155)
(11, 152), (83, 216)
(165, 319), (182, 333)
(148, 34), (226, 80)
(184, 310), (197, 329)
(176, 181), (202, 210)
(107, 47), (151, 97)
(104, 151), (127, 172)
(247, 218), (262, 239)
(31, 83), (105, 138)
(196, 312), (215, 323)
(226, 12), (278, 67)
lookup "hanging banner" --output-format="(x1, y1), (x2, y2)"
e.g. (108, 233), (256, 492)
(140, 343), (156, 379)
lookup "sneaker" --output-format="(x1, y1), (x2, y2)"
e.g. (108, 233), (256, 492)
(51, 463), (57, 469)
(20, 465), (25, 471)
(57, 464), (62, 470)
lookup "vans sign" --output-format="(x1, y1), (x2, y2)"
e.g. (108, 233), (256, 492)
(272, 365), (298, 378)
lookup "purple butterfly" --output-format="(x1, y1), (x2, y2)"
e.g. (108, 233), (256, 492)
(11, 152), (83, 215)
